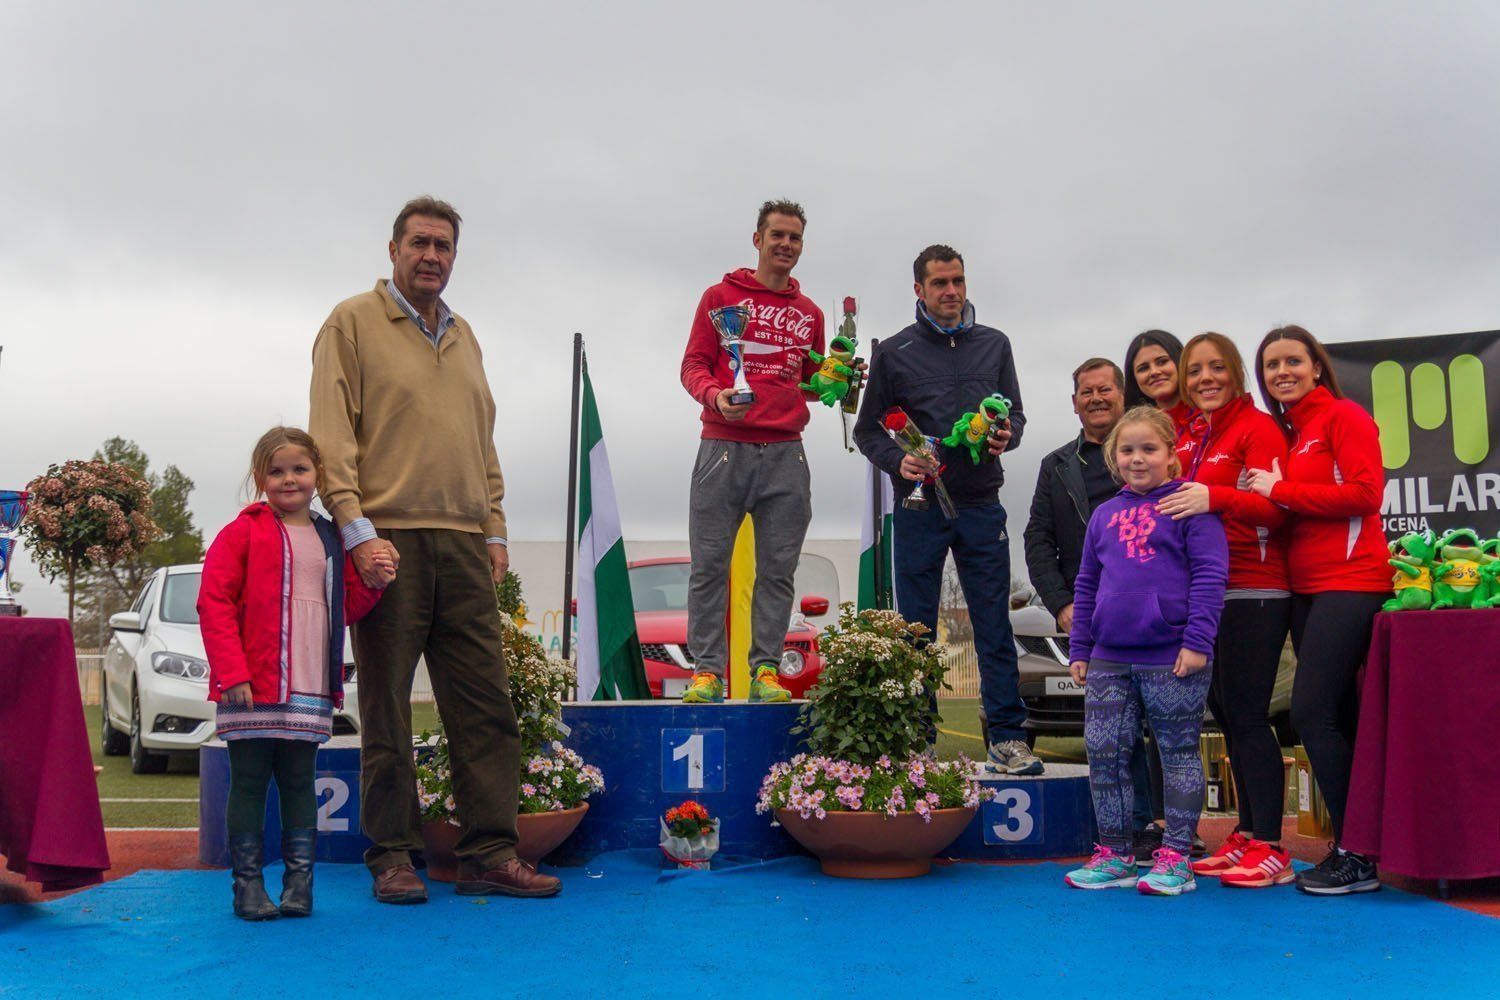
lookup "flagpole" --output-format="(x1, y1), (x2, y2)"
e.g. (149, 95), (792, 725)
(867, 336), (887, 609)
(562, 333), (583, 662)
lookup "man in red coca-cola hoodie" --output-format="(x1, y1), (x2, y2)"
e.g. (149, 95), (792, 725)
(677, 199), (826, 704)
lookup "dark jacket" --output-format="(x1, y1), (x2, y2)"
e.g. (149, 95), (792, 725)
(852, 302), (1025, 507)
(1024, 432), (1101, 618)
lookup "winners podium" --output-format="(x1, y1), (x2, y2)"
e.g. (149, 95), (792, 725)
(199, 701), (1094, 866)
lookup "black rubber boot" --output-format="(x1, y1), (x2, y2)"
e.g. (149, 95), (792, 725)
(279, 828), (316, 917)
(229, 832), (281, 921)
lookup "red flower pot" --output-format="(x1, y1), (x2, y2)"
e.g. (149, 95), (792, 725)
(775, 806), (977, 879)
(421, 804), (589, 882)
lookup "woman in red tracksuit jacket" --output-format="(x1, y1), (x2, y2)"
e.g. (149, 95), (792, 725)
(1244, 326), (1389, 897)
(198, 427), (387, 920)
(1159, 332), (1293, 888)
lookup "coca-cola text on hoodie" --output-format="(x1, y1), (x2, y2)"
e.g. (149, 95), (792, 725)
(1068, 480), (1229, 666)
(680, 268), (825, 443)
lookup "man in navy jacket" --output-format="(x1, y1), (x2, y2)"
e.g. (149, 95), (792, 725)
(853, 245), (1041, 774)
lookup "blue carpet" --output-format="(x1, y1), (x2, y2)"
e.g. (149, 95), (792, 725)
(3, 854), (1499, 999)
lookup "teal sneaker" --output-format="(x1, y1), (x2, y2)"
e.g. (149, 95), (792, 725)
(1064, 845), (1138, 889)
(748, 665), (791, 703)
(1138, 847), (1196, 896)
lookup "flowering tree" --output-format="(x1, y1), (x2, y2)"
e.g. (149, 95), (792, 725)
(21, 459), (160, 623)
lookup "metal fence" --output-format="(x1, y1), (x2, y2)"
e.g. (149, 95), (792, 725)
(942, 642), (979, 699)
(77, 651), (104, 705)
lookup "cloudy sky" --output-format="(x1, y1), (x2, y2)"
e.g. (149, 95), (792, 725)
(5, 1), (1499, 620)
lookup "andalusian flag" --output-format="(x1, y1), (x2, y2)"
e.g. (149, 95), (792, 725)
(857, 463), (895, 610)
(575, 363), (650, 700)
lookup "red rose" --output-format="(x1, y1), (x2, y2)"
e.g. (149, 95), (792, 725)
(843, 296), (857, 316)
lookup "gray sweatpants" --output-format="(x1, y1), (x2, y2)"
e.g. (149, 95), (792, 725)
(686, 439), (812, 677)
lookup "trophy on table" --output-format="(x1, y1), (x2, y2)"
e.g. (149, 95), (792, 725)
(708, 304), (755, 407)
(882, 409), (957, 520)
(0, 490), (28, 616)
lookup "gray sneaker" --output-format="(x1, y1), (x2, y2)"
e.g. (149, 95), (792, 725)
(987, 739), (1044, 776)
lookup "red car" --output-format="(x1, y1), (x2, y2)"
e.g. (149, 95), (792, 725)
(628, 557), (828, 699)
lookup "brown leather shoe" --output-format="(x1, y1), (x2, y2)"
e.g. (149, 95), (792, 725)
(372, 863), (428, 905)
(455, 857), (561, 898)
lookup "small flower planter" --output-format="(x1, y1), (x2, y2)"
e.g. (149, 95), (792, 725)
(421, 805), (590, 883)
(775, 806), (977, 879)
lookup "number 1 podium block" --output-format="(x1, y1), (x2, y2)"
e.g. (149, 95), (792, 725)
(555, 700), (806, 861)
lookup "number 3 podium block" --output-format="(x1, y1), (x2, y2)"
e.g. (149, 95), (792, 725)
(943, 762), (1096, 860)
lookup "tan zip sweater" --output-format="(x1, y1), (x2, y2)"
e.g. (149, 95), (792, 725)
(310, 280), (507, 540)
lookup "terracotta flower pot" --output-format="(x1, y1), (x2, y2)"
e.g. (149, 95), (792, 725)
(775, 806), (977, 879)
(421, 804), (589, 883)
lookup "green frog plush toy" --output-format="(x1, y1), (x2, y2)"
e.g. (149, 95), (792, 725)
(1431, 528), (1488, 609)
(943, 394), (1012, 466)
(1478, 538), (1500, 608)
(1383, 530), (1438, 611)
(800, 335), (858, 407)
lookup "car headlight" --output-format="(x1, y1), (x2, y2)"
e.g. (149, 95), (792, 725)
(152, 651), (210, 681)
(779, 649), (805, 678)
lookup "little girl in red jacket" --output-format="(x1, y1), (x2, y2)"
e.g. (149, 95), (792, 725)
(197, 427), (391, 921)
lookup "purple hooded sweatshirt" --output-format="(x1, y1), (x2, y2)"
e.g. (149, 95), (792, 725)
(1068, 479), (1229, 666)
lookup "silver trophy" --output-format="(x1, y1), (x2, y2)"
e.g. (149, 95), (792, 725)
(708, 304), (755, 406)
(0, 491), (28, 616)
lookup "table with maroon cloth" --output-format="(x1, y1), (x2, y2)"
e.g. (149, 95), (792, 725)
(0, 617), (110, 890)
(1344, 608), (1500, 883)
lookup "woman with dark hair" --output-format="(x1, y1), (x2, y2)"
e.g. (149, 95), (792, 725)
(1244, 324), (1388, 896)
(1120, 328), (1201, 859)
(1159, 333), (1292, 887)
(1123, 329), (1194, 436)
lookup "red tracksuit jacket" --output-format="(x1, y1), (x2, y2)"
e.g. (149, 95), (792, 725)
(679, 268), (825, 443)
(198, 502), (382, 708)
(1268, 386), (1389, 594)
(1176, 393), (1290, 591)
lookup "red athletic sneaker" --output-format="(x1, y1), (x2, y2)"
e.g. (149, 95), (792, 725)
(1220, 841), (1295, 888)
(1189, 830), (1251, 876)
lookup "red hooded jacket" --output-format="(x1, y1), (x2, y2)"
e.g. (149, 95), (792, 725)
(680, 268), (825, 442)
(1269, 386), (1389, 594)
(197, 503), (382, 708)
(1176, 393), (1290, 591)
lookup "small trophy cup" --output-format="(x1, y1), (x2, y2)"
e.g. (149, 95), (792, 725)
(0, 490), (28, 616)
(708, 304), (755, 406)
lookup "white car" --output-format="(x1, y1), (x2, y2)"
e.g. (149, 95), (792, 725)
(102, 564), (360, 773)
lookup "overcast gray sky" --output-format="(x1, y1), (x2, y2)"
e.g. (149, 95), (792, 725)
(5, 1), (1500, 620)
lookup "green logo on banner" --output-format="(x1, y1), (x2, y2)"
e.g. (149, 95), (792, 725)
(1370, 355), (1489, 469)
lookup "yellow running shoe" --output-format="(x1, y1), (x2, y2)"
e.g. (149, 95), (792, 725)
(749, 665), (791, 703)
(681, 672), (724, 703)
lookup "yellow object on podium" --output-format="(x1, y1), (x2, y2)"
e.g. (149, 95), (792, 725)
(728, 516), (756, 699)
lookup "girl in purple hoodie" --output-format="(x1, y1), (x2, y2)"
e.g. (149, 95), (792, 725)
(1064, 406), (1228, 896)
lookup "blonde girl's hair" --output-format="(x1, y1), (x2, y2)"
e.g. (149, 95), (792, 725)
(1103, 406), (1182, 481)
(244, 426), (324, 501)
(1178, 331), (1248, 404)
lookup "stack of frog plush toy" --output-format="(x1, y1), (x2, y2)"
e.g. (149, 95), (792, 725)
(1383, 528), (1500, 611)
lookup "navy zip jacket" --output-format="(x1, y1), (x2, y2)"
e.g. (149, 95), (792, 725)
(853, 302), (1025, 508)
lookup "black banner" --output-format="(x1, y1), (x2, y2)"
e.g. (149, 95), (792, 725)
(1325, 329), (1500, 539)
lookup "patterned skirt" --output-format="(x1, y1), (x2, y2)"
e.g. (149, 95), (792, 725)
(216, 693), (333, 742)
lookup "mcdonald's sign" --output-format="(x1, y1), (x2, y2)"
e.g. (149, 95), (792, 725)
(1326, 330), (1500, 538)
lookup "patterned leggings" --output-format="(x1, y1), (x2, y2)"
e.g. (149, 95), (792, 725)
(1085, 659), (1211, 855)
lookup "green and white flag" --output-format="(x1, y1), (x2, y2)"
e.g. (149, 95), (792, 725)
(575, 363), (650, 700)
(857, 462), (895, 611)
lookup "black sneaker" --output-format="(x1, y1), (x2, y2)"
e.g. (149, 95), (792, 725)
(1132, 825), (1164, 866)
(1296, 845), (1380, 896)
(1190, 834), (1208, 860)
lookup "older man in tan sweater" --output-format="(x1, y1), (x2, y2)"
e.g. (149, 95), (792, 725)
(310, 196), (559, 903)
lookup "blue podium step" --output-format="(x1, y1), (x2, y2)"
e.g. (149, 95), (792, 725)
(198, 705), (1097, 867)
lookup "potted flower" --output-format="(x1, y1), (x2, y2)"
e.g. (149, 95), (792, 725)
(659, 800), (719, 870)
(756, 605), (989, 878)
(416, 575), (604, 881)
